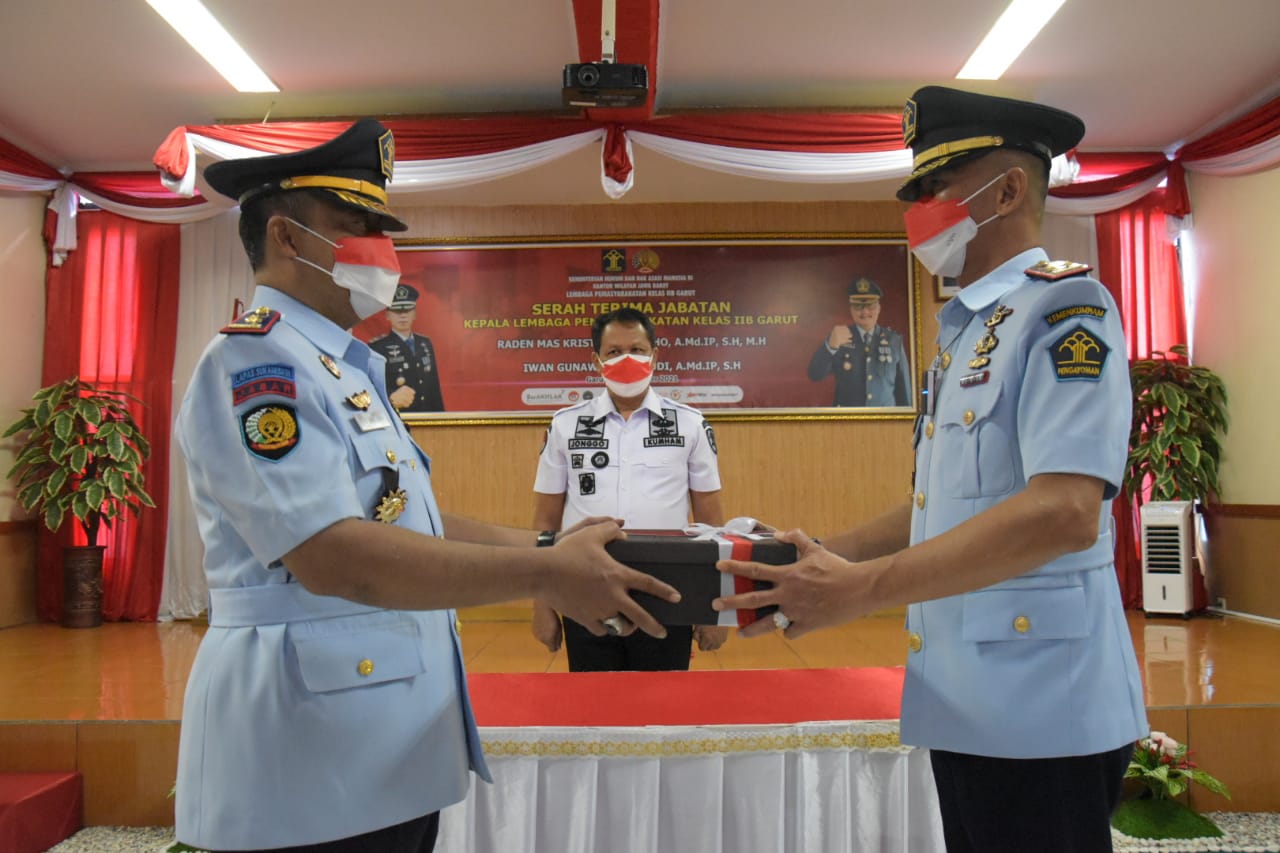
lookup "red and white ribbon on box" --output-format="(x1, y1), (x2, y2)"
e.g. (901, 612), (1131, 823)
(685, 519), (775, 628)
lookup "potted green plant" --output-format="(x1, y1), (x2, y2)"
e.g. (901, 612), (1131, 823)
(3, 376), (155, 627)
(1112, 731), (1230, 840)
(1124, 344), (1229, 505)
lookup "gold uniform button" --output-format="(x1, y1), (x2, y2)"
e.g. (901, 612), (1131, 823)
(386, 450), (397, 464)
(357, 658), (375, 677)
(925, 421), (934, 439)
(409, 459), (417, 470)
(963, 410), (975, 425)
(1013, 616), (1031, 634)
(908, 632), (923, 653)
(940, 352), (951, 370)
(915, 491), (926, 509)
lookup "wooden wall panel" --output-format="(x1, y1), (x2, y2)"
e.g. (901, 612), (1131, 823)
(0, 522), (36, 627)
(1203, 513), (1280, 620)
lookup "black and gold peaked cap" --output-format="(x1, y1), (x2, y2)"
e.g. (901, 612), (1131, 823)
(203, 118), (407, 231)
(897, 86), (1085, 202)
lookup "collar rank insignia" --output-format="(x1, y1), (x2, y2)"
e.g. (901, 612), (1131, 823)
(1026, 260), (1093, 281)
(346, 390), (372, 410)
(375, 488), (408, 524)
(319, 353), (341, 379)
(221, 306), (280, 335)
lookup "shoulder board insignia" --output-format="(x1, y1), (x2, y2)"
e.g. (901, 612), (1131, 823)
(221, 306), (280, 335)
(1025, 260), (1093, 281)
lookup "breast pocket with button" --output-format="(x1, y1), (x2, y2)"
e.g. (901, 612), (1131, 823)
(935, 382), (1016, 498)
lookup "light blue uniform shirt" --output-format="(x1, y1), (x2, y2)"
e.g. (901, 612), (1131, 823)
(174, 287), (488, 850)
(902, 248), (1148, 759)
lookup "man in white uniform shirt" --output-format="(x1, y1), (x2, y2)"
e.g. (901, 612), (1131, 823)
(532, 308), (730, 670)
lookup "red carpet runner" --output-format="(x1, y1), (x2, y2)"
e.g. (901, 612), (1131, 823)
(466, 666), (905, 727)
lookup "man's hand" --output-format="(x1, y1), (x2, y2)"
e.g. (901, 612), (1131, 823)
(538, 520), (680, 640)
(712, 528), (880, 639)
(389, 386), (416, 410)
(558, 516), (624, 538)
(693, 625), (730, 651)
(531, 602), (563, 652)
(827, 325), (854, 350)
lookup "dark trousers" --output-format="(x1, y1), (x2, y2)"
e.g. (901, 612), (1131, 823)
(563, 617), (694, 671)
(209, 811), (439, 853)
(930, 744), (1132, 853)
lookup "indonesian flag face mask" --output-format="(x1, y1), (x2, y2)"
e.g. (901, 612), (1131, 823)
(288, 218), (402, 320)
(598, 353), (654, 398)
(903, 171), (1006, 279)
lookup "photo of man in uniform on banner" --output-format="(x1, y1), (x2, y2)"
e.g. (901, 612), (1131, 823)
(807, 276), (912, 407)
(367, 283), (447, 413)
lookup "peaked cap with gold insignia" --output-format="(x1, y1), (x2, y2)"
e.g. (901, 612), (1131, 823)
(897, 86), (1085, 202)
(203, 118), (407, 232)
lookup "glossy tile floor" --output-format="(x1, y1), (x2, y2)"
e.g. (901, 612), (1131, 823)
(0, 608), (1276, 722)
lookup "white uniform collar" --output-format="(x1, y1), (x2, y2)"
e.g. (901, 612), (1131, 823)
(588, 386), (664, 420)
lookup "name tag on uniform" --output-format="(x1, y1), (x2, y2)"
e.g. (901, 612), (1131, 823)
(354, 409), (393, 432)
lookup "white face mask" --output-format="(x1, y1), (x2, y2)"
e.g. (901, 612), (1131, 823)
(903, 172), (1006, 278)
(288, 218), (402, 320)
(598, 353), (654, 398)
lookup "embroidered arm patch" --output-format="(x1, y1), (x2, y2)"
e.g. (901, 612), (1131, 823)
(1045, 304), (1107, 326)
(231, 363), (297, 405)
(241, 404), (300, 461)
(1049, 325), (1110, 382)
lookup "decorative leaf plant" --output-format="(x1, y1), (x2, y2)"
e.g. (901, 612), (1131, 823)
(4, 376), (155, 546)
(1124, 345), (1228, 503)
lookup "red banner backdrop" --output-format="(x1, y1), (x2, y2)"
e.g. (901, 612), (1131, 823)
(353, 239), (918, 418)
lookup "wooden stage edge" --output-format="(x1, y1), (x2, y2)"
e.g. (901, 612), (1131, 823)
(2, 611), (1280, 825)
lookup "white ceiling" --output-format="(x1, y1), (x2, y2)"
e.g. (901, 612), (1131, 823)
(2, 0), (1278, 206)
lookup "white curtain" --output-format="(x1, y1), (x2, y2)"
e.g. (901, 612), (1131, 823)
(438, 721), (944, 853)
(159, 211), (255, 620)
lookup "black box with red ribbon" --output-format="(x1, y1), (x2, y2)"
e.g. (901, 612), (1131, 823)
(605, 530), (796, 627)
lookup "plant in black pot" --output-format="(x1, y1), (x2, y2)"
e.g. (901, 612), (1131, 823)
(1124, 344), (1229, 504)
(1124, 344), (1229, 616)
(3, 376), (155, 627)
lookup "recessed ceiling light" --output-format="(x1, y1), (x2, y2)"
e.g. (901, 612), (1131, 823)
(146, 0), (278, 93)
(956, 0), (1068, 80)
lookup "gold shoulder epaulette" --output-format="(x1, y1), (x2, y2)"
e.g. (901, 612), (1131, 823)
(1025, 260), (1093, 281)
(221, 306), (281, 335)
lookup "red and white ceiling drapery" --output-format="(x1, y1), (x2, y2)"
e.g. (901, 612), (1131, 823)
(3, 94), (1278, 262)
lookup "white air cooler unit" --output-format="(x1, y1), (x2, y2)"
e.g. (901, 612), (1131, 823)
(1140, 501), (1195, 616)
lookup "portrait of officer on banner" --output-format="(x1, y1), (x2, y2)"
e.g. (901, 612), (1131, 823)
(807, 276), (912, 408)
(366, 282), (447, 414)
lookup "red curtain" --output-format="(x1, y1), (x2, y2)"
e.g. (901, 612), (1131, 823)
(1094, 189), (1188, 609)
(38, 210), (180, 621)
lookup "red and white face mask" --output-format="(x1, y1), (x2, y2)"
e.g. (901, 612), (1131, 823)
(598, 354), (654, 398)
(289, 218), (402, 320)
(903, 171), (1006, 279)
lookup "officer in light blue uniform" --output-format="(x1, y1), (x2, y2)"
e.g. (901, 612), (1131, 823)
(175, 120), (677, 853)
(715, 87), (1147, 853)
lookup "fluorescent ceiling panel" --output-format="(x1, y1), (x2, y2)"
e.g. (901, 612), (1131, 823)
(146, 0), (278, 93)
(956, 0), (1068, 80)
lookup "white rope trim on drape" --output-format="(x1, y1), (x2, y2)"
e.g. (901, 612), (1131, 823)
(165, 129), (607, 196)
(1184, 133), (1280, 176)
(0, 170), (61, 193)
(1045, 170), (1169, 216)
(628, 131), (914, 184)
